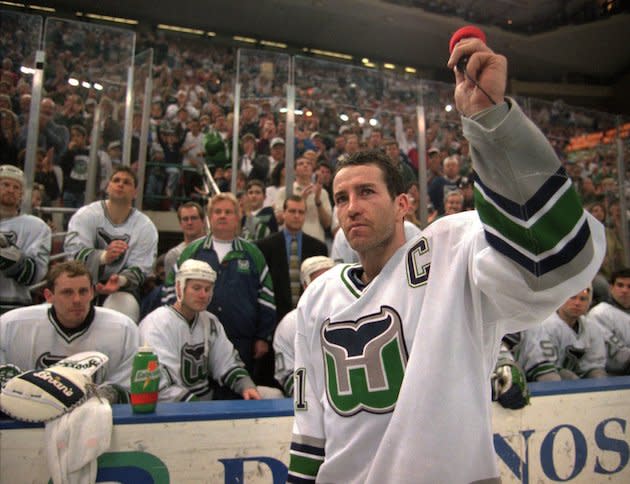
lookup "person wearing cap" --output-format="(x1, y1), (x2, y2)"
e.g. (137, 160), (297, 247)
(139, 259), (261, 401)
(64, 166), (158, 323)
(273, 255), (335, 396)
(249, 136), (284, 183)
(0, 164), (51, 313)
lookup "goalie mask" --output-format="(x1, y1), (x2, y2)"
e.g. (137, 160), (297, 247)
(175, 259), (217, 302)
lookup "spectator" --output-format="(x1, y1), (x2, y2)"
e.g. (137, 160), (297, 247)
(0, 108), (19, 165)
(334, 133), (359, 166)
(0, 165), (51, 314)
(64, 166), (158, 322)
(442, 189), (465, 217)
(157, 122), (185, 203)
(249, 136), (284, 183)
(257, 195), (328, 321)
(0, 260), (139, 404)
(34, 148), (62, 206)
(139, 259), (261, 401)
(17, 97), (69, 165)
(383, 138), (416, 190)
(238, 132), (259, 177)
(275, 157), (332, 243)
(60, 124), (90, 212)
(241, 179), (278, 241)
(589, 268), (630, 375)
(517, 287), (607, 381)
(273, 255), (336, 396)
(264, 160), (285, 208)
(164, 201), (207, 275)
(586, 201), (623, 303)
(162, 192), (276, 384)
(428, 154), (460, 215)
(180, 117), (206, 199)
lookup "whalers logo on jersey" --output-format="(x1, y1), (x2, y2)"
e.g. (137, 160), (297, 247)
(321, 306), (408, 416)
(180, 343), (208, 386)
(0, 230), (17, 245)
(36, 352), (66, 369)
(96, 229), (130, 264)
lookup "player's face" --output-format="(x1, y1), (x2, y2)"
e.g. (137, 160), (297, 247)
(611, 277), (630, 309)
(558, 289), (590, 321)
(0, 177), (22, 209)
(209, 199), (240, 240)
(333, 164), (408, 256)
(45, 274), (94, 329)
(107, 171), (136, 203)
(183, 279), (214, 313)
(284, 199), (306, 233)
(247, 185), (265, 210)
(179, 207), (205, 240)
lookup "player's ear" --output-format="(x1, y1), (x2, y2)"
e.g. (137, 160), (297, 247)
(395, 193), (410, 221)
(43, 288), (54, 303)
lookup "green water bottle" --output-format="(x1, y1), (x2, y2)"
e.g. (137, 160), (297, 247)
(130, 344), (160, 413)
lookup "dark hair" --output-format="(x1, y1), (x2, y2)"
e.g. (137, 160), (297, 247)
(611, 268), (630, 285)
(70, 124), (87, 137)
(177, 201), (204, 220)
(246, 179), (266, 194)
(46, 260), (93, 291)
(270, 161), (285, 187)
(335, 149), (405, 199)
(110, 165), (138, 188)
(283, 194), (305, 210)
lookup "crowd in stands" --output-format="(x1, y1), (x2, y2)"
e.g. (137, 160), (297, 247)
(0, 13), (629, 408)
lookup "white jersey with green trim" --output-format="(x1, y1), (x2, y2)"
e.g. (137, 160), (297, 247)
(0, 303), (138, 390)
(273, 308), (297, 396)
(64, 201), (158, 288)
(138, 306), (254, 402)
(289, 100), (606, 484)
(588, 302), (630, 374)
(517, 313), (606, 380)
(0, 214), (51, 313)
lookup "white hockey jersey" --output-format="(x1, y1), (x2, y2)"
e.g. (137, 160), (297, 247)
(0, 214), (51, 312)
(139, 306), (255, 401)
(64, 201), (158, 290)
(588, 302), (630, 374)
(517, 313), (607, 380)
(288, 101), (605, 484)
(274, 308), (297, 396)
(0, 304), (138, 391)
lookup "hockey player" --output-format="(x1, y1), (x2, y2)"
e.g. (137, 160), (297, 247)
(287, 37), (605, 484)
(274, 256), (336, 396)
(0, 260), (138, 403)
(0, 164), (51, 314)
(64, 166), (158, 322)
(517, 287), (607, 381)
(589, 268), (630, 374)
(162, 192), (276, 380)
(139, 259), (260, 401)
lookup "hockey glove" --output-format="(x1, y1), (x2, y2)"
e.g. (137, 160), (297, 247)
(492, 360), (530, 410)
(0, 240), (23, 271)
